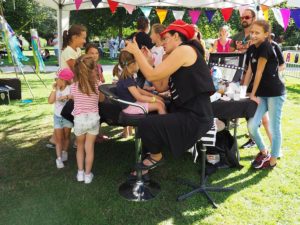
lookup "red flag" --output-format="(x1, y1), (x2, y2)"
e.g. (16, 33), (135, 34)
(221, 8), (233, 22)
(108, 0), (118, 14)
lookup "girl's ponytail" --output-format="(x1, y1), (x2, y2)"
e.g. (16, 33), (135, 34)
(113, 63), (121, 78)
(62, 30), (69, 50)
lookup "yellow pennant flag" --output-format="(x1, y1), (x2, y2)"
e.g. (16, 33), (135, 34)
(261, 5), (269, 21)
(156, 9), (168, 24)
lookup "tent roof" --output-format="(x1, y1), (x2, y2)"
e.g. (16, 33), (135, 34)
(36, 0), (286, 11)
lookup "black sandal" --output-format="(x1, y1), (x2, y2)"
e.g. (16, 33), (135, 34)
(136, 155), (164, 170)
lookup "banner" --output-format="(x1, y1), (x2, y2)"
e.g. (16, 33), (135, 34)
(261, 5), (269, 21)
(172, 10), (185, 20)
(221, 8), (233, 22)
(205, 10), (216, 23)
(188, 10), (201, 24)
(108, 0), (118, 14)
(30, 29), (45, 73)
(91, 0), (102, 8)
(75, 0), (82, 10)
(140, 7), (152, 18)
(123, 4), (136, 14)
(291, 9), (300, 29)
(280, 8), (291, 31)
(156, 9), (168, 24)
(272, 8), (284, 29)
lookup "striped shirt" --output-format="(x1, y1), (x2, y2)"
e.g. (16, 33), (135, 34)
(71, 82), (99, 116)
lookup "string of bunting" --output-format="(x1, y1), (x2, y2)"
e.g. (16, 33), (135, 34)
(74, 0), (300, 29)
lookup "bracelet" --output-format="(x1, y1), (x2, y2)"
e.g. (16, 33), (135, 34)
(150, 96), (156, 103)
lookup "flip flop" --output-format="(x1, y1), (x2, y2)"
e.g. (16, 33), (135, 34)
(136, 155), (164, 170)
(46, 143), (55, 149)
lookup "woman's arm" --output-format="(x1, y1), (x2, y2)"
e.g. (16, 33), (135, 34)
(66, 59), (76, 70)
(125, 39), (194, 82)
(250, 57), (267, 103)
(48, 83), (57, 104)
(152, 77), (169, 92)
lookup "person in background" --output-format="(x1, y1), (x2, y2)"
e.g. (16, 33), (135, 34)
(42, 49), (51, 61)
(211, 25), (232, 53)
(48, 68), (74, 169)
(109, 37), (115, 59)
(51, 33), (59, 63)
(243, 20), (285, 169)
(193, 25), (207, 61)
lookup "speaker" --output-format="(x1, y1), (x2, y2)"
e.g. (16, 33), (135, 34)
(0, 78), (21, 100)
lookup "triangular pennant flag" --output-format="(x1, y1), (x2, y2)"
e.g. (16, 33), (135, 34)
(280, 8), (291, 31)
(172, 10), (185, 20)
(272, 8), (284, 29)
(140, 7), (152, 18)
(108, 0), (118, 14)
(261, 5), (269, 21)
(238, 6), (249, 16)
(123, 4), (136, 14)
(75, 0), (83, 10)
(205, 10), (216, 23)
(221, 8), (233, 22)
(91, 0), (101, 8)
(188, 10), (201, 24)
(291, 8), (300, 29)
(156, 9), (168, 24)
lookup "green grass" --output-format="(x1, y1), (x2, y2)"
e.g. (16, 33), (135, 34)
(0, 49), (118, 66)
(0, 73), (300, 225)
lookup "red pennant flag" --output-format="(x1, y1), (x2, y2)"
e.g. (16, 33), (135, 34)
(75, 0), (83, 11)
(108, 0), (118, 14)
(221, 8), (233, 22)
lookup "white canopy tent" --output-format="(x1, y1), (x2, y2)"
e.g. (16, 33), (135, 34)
(34, 0), (286, 65)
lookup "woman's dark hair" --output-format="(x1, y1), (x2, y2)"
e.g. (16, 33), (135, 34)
(168, 30), (205, 57)
(85, 43), (99, 54)
(137, 16), (149, 31)
(62, 24), (87, 50)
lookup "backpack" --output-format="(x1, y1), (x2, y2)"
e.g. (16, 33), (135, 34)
(206, 129), (242, 169)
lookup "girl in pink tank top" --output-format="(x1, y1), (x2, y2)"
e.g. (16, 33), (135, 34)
(212, 25), (232, 53)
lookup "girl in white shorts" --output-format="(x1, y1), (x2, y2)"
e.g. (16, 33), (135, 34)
(71, 54), (104, 184)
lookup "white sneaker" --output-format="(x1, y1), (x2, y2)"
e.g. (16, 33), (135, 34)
(62, 151), (68, 162)
(76, 170), (85, 182)
(56, 157), (64, 169)
(84, 173), (94, 184)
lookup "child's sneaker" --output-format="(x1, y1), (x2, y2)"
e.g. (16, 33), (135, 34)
(76, 170), (85, 182)
(251, 152), (271, 169)
(84, 173), (94, 184)
(62, 151), (68, 162)
(56, 157), (64, 169)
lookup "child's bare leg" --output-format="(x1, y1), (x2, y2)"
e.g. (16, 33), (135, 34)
(63, 127), (72, 151)
(76, 134), (86, 171)
(148, 102), (166, 114)
(84, 133), (97, 174)
(54, 129), (63, 158)
(262, 113), (272, 145)
(49, 132), (55, 144)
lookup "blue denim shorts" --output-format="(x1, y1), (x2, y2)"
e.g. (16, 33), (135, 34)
(54, 114), (73, 129)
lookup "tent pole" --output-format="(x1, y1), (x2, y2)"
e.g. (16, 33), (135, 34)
(58, 0), (62, 67)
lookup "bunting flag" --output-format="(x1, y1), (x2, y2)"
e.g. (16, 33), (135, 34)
(140, 7), (152, 18)
(75, 0), (83, 10)
(172, 10), (185, 20)
(221, 8), (233, 22)
(107, 0), (118, 14)
(280, 8), (291, 31)
(123, 4), (136, 14)
(205, 10), (216, 23)
(156, 9), (168, 24)
(261, 5), (269, 21)
(238, 6), (249, 16)
(91, 0), (101, 8)
(291, 9), (300, 29)
(272, 8), (284, 29)
(188, 10), (201, 24)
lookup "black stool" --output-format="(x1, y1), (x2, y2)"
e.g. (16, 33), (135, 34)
(177, 119), (234, 208)
(99, 84), (160, 201)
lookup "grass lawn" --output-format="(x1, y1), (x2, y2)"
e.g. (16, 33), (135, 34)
(0, 73), (300, 225)
(0, 49), (118, 66)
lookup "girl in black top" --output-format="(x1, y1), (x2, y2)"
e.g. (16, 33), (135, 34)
(124, 20), (215, 174)
(244, 20), (285, 169)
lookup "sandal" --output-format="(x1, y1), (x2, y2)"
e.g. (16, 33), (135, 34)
(46, 143), (55, 149)
(136, 155), (164, 170)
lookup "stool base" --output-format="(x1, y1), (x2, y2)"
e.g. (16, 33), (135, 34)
(119, 180), (160, 201)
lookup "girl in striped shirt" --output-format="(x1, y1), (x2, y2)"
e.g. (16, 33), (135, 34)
(71, 54), (104, 184)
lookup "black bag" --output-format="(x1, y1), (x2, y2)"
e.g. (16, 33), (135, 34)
(206, 130), (242, 169)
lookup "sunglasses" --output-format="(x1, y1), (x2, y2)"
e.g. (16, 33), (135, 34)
(240, 16), (252, 20)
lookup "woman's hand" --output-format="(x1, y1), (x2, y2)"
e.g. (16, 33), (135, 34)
(124, 37), (140, 55)
(250, 94), (260, 104)
(141, 46), (154, 65)
(52, 82), (57, 90)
